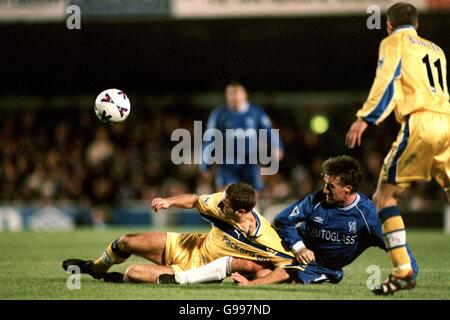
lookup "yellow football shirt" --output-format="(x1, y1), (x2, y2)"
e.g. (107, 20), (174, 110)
(194, 192), (295, 267)
(356, 26), (450, 125)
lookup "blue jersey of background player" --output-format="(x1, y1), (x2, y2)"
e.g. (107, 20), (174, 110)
(200, 82), (283, 191)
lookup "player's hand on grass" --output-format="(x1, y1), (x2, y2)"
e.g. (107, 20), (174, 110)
(345, 119), (368, 149)
(151, 198), (171, 212)
(231, 272), (250, 286)
(296, 248), (316, 265)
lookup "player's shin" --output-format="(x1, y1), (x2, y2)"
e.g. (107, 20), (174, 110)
(379, 206), (412, 278)
(174, 256), (233, 284)
(93, 239), (131, 273)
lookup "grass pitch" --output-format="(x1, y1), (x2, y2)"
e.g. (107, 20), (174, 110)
(0, 227), (449, 300)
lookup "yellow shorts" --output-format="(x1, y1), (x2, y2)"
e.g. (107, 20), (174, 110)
(165, 232), (208, 272)
(380, 111), (450, 190)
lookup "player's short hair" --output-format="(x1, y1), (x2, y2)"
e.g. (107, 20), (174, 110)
(387, 2), (418, 29)
(225, 182), (256, 212)
(226, 81), (246, 91)
(321, 155), (362, 192)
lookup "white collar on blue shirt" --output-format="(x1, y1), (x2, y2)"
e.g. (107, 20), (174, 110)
(338, 193), (361, 211)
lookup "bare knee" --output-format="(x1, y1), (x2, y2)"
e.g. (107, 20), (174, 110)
(124, 264), (150, 283)
(118, 232), (166, 264)
(124, 264), (172, 283)
(124, 264), (139, 282)
(118, 233), (139, 252)
(373, 186), (403, 210)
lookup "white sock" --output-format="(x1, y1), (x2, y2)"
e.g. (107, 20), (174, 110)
(174, 256), (233, 284)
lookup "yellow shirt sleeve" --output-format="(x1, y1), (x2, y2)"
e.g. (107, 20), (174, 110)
(194, 192), (225, 219)
(356, 35), (402, 125)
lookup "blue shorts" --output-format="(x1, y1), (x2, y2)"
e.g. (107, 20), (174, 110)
(288, 263), (344, 285)
(289, 246), (418, 285)
(216, 165), (264, 191)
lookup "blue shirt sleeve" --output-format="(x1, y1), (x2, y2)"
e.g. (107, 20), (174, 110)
(274, 194), (314, 249)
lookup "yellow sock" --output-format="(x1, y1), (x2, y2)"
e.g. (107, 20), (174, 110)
(382, 216), (412, 278)
(93, 240), (130, 273)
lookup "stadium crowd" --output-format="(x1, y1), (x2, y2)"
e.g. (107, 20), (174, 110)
(0, 99), (445, 221)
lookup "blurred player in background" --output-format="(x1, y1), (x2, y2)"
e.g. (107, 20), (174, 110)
(345, 2), (450, 295)
(159, 156), (418, 286)
(200, 82), (283, 192)
(62, 182), (297, 283)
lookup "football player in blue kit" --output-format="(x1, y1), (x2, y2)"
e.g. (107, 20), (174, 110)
(161, 156), (418, 288)
(200, 82), (283, 191)
(260, 155), (419, 285)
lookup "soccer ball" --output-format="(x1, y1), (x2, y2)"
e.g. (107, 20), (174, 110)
(94, 89), (131, 124)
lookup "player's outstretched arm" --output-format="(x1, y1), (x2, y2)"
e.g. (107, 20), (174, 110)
(151, 194), (197, 212)
(231, 268), (291, 286)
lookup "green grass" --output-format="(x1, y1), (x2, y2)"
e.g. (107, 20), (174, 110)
(0, 228), (449, 300)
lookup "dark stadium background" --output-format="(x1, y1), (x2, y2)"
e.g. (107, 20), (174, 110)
(1, 10), (449, 229)
(2, 14), (449, 94)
